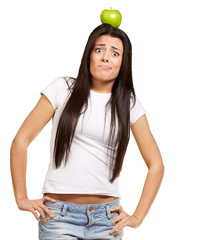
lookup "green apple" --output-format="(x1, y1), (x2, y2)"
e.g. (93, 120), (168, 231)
(100, 9), (122, 28)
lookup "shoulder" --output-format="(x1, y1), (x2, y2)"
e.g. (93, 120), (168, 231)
(46, 76), (75, 96)
(130, 92), (140, 110)
(129, 93), (147, 126)
(40, 76), (75, 110)
(52, 76), (75, 89)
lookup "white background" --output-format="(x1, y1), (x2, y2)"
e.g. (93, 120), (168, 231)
(1, 0), (201, 239)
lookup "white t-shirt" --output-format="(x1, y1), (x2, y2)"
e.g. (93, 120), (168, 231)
(40, 77), (147, 198)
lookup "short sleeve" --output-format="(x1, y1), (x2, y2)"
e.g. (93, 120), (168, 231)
(130, 96), (147, 126)
(40, 77), (71, 110)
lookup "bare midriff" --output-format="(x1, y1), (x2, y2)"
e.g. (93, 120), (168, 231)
(45, 193), (118, 204)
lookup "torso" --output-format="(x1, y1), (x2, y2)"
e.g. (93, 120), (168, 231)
(45, 193), (118, 204)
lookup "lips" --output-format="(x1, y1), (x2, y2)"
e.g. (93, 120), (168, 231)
(98, 64), (112, 70)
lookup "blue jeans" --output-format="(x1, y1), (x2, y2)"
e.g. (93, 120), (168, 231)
(38, 198), (124, 239)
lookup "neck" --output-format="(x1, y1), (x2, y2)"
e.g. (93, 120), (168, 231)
(90, 78), (115, 93)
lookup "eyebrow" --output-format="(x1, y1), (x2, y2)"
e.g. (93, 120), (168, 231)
(95, 43), (122, 52)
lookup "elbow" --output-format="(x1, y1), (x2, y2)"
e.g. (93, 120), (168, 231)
(149, 160), (165, 179)
(157, 160), (165, 172)
(155, 161), (165, 173)
(160, 162), (165, 178)
(157, 162), (165, 180)
(10, 136), (29, 153)
(10, 137), (28, 169)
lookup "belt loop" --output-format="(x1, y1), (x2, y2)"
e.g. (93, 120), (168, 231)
(60, 203), (68, 217)
(106, 205), (112, 219)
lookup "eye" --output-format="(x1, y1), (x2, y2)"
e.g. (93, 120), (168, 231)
(111, 51), (120, 57)
(95, 48), (103, 53)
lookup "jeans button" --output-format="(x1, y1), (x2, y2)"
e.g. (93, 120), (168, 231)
(89, 207), (97, 211)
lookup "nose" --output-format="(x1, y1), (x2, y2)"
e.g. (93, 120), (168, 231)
(102, 51), (109, 62)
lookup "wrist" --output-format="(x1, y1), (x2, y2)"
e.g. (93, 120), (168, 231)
(16, 196), (28, 206)
(132, 214), (143, 227)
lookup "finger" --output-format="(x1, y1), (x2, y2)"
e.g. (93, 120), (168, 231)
(113, 223), (125, 233)
(41, 205), (54, 218)
(112, 215), (120, 224)
(110, 221), (126, 234)
(44, 196), (56, 203)
(109, 225), (118, 234)
(34, 206), (47, 222)
(30, 208), (41, 222)
(112, 214), (124, 225)
(110, 205), (121, 212)
(109, 227), (115, 234)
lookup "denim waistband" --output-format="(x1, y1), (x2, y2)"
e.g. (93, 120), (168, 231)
(43, 197), (121, 219)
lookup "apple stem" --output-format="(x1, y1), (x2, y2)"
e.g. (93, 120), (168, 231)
(110, 7), (112, 10)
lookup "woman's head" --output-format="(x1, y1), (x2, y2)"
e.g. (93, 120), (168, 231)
(78, 24), (132, 89)
(90, 34), (123, 87)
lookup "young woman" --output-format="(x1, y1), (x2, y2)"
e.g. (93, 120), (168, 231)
(10, 24), (164, 240)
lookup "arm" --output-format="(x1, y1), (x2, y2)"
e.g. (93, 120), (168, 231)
(130, 114), (165, 225)
(109, 114), (164, 234)
(10, 94), (56, 221)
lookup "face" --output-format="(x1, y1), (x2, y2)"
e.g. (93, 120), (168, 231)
(89, 35), (124, 84)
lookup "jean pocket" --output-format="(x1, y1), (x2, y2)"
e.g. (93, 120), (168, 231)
(39, 206), (60, 223)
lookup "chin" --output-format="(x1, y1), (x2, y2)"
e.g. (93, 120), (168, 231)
(94, 74), (116, 82)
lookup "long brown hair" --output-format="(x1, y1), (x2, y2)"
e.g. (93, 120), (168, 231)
(54, 24), (136, 183)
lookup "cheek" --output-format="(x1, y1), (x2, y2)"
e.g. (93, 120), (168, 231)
(114, 60), (122, 74)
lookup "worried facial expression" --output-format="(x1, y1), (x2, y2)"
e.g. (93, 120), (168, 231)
(89, 35), (124, 83)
